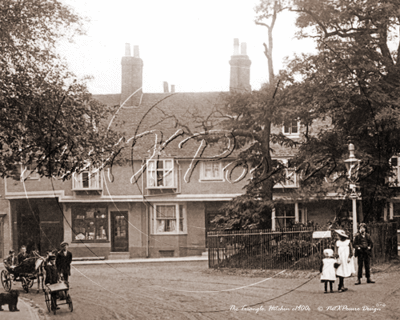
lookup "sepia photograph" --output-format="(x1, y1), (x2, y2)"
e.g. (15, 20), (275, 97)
(0, 0), (399, 319)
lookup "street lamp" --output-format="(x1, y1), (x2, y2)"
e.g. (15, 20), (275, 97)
(344, 143), (361, 235)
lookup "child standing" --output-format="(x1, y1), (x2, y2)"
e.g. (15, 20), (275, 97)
(335, 229), (354, 292)
(320, 248), (339, 293)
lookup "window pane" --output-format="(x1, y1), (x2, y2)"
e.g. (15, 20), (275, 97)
(284, 125), (290, 134)
(157, 206), (175, 218)
(164, 170), (173, 187)
(82, 172), (89, 188)
(164, 160), (173, 169)
(392, 157), (398, 166)
(148, 161), (155, 170)
(157, 171), (164, 186)
(179, 205), (184, 232)
(291, 122), (298, 133)
(157, 160), (163, 169)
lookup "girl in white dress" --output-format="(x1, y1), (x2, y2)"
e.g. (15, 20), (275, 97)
(320, 249), (340, 293)
(335, 230), (354, 292)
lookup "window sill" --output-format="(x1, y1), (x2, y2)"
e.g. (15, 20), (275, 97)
(199, 178), (224, 182)
(72, 240), (110, 243)
(146, 187), (177, 190)
(73, 188), (103, 191)
(151, 233), (187, 236)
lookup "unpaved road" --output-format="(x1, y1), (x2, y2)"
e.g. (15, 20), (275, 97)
(10, 261), (400, 319)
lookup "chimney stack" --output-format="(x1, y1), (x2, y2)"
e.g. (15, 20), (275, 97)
(229, 38), (251, 92)
(163, 81), (169, 93)
(121, 43), (143, 106)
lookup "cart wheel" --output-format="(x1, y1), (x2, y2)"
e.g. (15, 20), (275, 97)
(1, 270), (12, 292)
(44, 291), (52, 313)
(66, 293), (73, 312)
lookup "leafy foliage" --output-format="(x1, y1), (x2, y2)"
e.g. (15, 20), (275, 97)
(0, 0), (121, 179)
(279, 0), (400, 221)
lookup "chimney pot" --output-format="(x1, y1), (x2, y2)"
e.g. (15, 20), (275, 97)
(241, 43), (247, 55)
(125, 43), (131, 56)
(133, 45), (140, 58)
(171, 85), (175, 93)
(163, 81), (169, 93)
(233, 38), (239, 55)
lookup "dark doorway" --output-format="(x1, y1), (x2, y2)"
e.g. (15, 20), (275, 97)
(14, 199), (63, 255)
(111, 211), (129, 252)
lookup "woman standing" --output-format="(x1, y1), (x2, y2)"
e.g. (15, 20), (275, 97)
(335, 230), (353, 292)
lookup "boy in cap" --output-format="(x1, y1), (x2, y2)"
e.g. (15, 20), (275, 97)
(353, 224), (375, 284)
(56, 242), (72, 282)
(45, 254), (60, 311)
(320, 248), (340, 293)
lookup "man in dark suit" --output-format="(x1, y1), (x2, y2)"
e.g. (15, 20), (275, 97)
(353, 224), (375, 284)
(56, 242), (72, 282)
(4, 250), (18, 273)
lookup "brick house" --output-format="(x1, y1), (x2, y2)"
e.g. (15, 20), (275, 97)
(0, 39), (398, 260)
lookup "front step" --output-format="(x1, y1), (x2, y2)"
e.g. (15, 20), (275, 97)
(108, 252), (130, 260)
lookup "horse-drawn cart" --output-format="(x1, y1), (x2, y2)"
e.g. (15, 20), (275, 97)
(1, 254), (45, 293)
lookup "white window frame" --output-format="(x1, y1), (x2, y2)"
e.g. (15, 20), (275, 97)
(282, 120), (300, 137)
(72, 167), (102, 190)
(147, 159), (175, 189)
(389, 156), (400, 187)
(151, 203), (187, 235)
(21, 163), (40, 180)
(273, 159), (298, 188)
(275, 206), (296, 228)
(200, 161), (224, 181)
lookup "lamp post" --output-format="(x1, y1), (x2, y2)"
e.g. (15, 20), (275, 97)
(344, 143), (361, 235)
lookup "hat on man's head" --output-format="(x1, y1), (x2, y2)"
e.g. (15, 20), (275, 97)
(48, 254), (56, 261)
(9, 249), (15, 254)
(335, 230), (348, 238)
(60, 241), (69, 248)
(323, 249), (334, 257)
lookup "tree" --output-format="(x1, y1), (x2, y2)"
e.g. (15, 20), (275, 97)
(212, 0), (298, 230)
(280, 0), (400, 221)
(0, 0), (120, 179)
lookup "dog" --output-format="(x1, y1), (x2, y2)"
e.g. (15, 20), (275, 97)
(0, 290), (19, 312)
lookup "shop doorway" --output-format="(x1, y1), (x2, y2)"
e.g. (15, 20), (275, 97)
(111, 211), (129, 252)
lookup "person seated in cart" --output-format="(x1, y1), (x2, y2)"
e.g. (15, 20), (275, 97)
(17, 245), (30, 264)
(4, 250), (19, 276)
(45, 254), (60, 311)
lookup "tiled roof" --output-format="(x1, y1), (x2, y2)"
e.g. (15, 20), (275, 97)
(94, 92), (233, 160)
(94, 92), (331, 161)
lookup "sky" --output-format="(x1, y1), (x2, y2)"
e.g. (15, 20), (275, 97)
(59, 0), (315, 95)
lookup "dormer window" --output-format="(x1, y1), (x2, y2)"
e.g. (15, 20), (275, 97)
(283, 121), (300, 137)
(72, 167), (102, 190)
(147, 159), (175, 188)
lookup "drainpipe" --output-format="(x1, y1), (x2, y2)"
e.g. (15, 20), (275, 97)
(142, 159), (149, 258)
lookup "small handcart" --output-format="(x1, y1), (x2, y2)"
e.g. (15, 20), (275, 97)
(44, 281), (73, 315)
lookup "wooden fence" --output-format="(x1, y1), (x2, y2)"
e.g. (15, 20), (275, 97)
(207, 222), (398, 270)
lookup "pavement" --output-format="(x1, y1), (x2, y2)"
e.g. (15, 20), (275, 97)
(2, 297), (41, 320)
